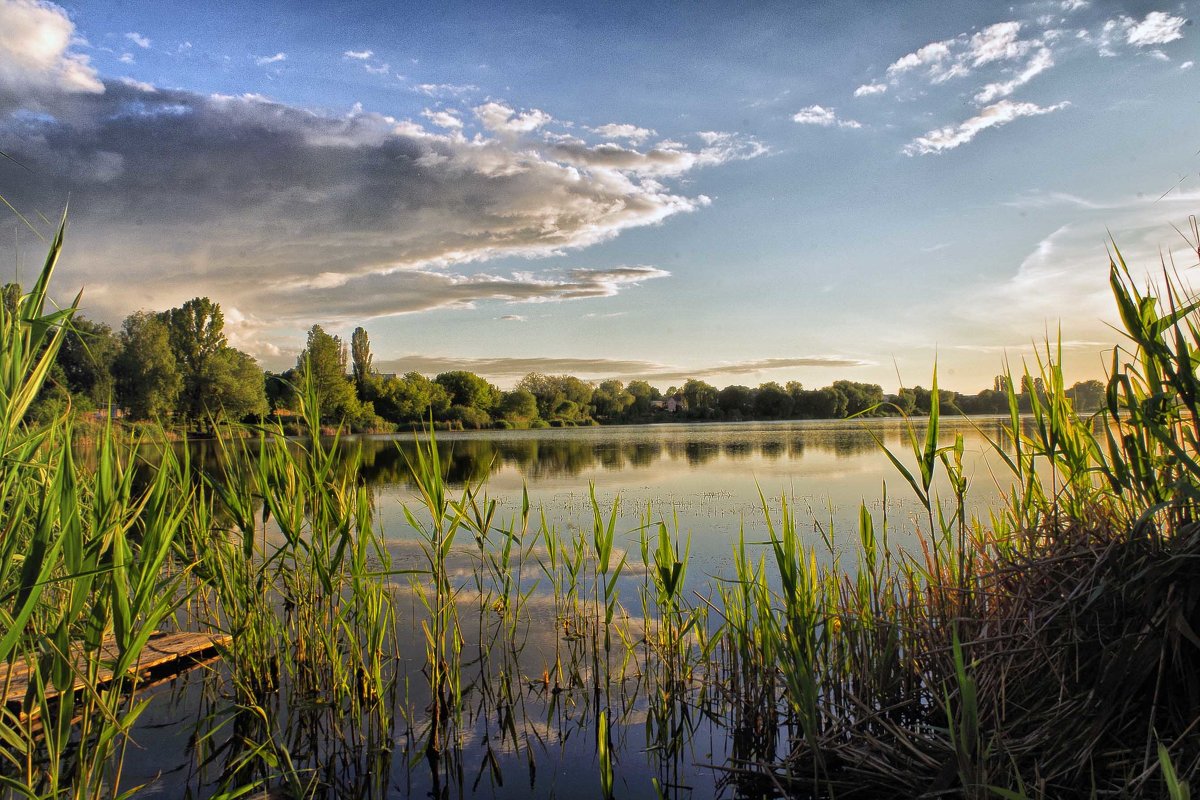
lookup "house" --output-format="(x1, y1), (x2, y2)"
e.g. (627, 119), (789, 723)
(651, 393), (687, 413)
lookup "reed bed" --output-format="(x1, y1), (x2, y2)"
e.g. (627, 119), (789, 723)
(0, 220), (1197, 799)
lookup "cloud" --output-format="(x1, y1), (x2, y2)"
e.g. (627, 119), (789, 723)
(886, 40), (954, 77)
(903, 99), (1068, 155)
(499, 314), (526, 322)
(474, 101), (552, 134)
(969, 22), (1029, 67)
(591, 123), (655, 143)
(125, 32), (151, 49)
(373, 354), (870, 384)
(255, 52), (287, 66)
(792, 105), (861, 129)
(974, 47), (1054, 103)
(421, 108), (462, 129)
(365, 62), (389, 75)
(1182, 60), (1195, 70)
(1121, 11), (1186, 47)
(1, 74), (758, 337)
(413, 82), (479, 97)
(853, 82), (888, 97)
(0, 0), (103, 101)
(343, 49), (373, 60)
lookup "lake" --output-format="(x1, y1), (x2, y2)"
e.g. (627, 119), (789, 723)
(123, 417), (1019, 799)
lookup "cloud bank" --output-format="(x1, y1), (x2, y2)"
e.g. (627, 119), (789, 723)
(0, 1), (764, 359)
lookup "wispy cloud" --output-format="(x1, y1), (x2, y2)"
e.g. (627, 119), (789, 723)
(474, 101), (552, 134)
(421, 108), (462, 129)
(343, 49), (373, 60)
(413, 82), (479, 97)
(904, 99), (1069, 155)
(974, 47), (1054, 103)
(255, 52), (287, 66)
(591, 123), (655, 143)
(1121, 11), (1187, 47)
(125, 32), (150, 49)
(792, 105), (861, 129)
(853, 82), (888, 97)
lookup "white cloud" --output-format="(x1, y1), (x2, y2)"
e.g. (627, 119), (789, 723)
(125, 32), (150, 49)
(792, 104), (861, 129)
(255, 52), (287, 66)
(886, 40), (954, 77)
(592, 123), (655, 143)
(1122, 11), (1187, 47)
(974, 47), (1054, 103)
(421, 108), (462, 129)
(904, 99), (1069, 155)
(118, 76), (156, 92)
(853, 82), (888, 97)
(1147, 48), (1171, 61)
(969, 21), (1028, 66)
(414, 82), (479, 97)
(365, 62), (389, 74)
(1182, 60), (1195, 70)
(118, 52), (134, 64)
(0, 0), (103, 98)
(343, 49), (373, 59)
(1061, 0), (1088, 10)
(474, 101), (552, 134)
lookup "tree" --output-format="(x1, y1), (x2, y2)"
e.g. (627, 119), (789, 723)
(57, 316), (120, 409)
(591, 379), (633, 420)
(498, 388), (539, 423)
(351, 326), (373, 397)
(831, 380), (884, 417)
(625, 380), (658, 417)
(296, 325), (358, 422)
(374, 372), (451, 423)
(682, 379), (718, 416)
(754, 382), (793, 418)
(209, 348), (268, 421)
(162, 297), (227, 426)
(437, 371), (500, 413)
(114, 312), (182, 420)
(717, 385), (754, 418)
(1069, 379), (1105, 411)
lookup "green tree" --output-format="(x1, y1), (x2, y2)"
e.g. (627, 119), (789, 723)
(717, 384), (754, 418)
(754, 381), (793, 418)
(437, 370), (500, 413)
(57, 316), (120, 409)
(351, 326), (373, 397)
(498, 388), (539, 423)
(162, 297), (227, 426)
(296, 324), (358, 423)
(591, 379), (633, 420)
(682, 379), (718, 417)
(209, 348), (268, 420)
(113, 312), (182, 420)
(625, 380), (658, 417)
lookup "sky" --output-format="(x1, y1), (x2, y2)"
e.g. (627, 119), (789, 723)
(0, 0), (1197, 391)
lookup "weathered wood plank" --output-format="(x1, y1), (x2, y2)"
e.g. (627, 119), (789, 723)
(1, 630), (231, 706)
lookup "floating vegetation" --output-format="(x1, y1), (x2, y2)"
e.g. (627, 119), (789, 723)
(1, 221), (1198, 798)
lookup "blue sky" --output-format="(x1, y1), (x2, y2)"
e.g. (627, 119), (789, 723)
(1, 0), (1197, 390)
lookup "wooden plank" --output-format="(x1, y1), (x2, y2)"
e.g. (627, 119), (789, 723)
(1, 630), (231, 706)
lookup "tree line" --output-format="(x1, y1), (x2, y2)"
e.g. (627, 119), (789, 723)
(9, 287), (1105, 431)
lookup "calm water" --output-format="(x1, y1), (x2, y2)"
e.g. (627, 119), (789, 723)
(364, 417), (1015, 586)
(126, 417), (1019, 799)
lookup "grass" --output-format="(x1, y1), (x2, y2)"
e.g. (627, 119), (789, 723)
(1, 218), (1198, 798)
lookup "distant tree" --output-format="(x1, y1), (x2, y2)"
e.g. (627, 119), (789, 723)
(754, 381), (793, 418)
(717, 384), (754, 418)
(113, 312), (182, 420)
(831, 380), (883, 417)
(591, 379), (634, 419)
(162, 297), (229, 426)
(625, 380), (659, 416)
(374, 372), (451, 423)
(498, 388), (539, 423)
(1069, 379), (1105, 411)
(209, 348), (268, 421)
(57, 316), (120, 409)
(436, 370), (500, 413)
(351, 326), (373, 397)
(296, 324), (357, 422)
(682, 379), (718, 416)
(893, 387), (917, 415)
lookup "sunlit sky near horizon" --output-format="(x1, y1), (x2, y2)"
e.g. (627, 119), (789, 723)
(1, 0), (1198, 391)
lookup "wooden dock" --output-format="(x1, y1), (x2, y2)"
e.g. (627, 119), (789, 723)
(1, 630), (231, 707)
